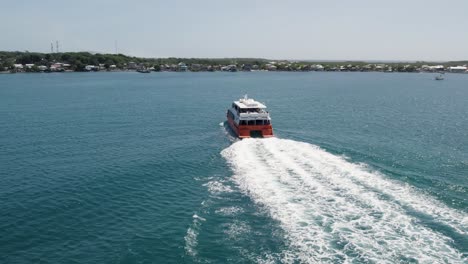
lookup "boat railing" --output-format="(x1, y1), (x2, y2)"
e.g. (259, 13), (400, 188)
(238, 109), (268, 114)
(239, 112), (270, 118)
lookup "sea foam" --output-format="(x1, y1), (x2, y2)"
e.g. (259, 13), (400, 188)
(221, 138), (466, 263)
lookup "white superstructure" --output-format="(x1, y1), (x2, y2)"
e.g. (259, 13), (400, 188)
(226, 95), (274, 138)
(228, 95), (272, 125)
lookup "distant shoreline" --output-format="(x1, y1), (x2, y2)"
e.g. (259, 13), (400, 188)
(2, 70), (468, 75)
(1, 51), (467, 74)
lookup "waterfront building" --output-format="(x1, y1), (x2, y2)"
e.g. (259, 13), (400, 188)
(178, 62), (188, 71)
(190, 64), (201, 71)
(448, 66), (467, 73)
(85, 65), (97, 71)
(127, 62), (137, 69)
(266, 64), (277, 71)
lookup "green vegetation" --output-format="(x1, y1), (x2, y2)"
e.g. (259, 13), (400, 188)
(0, 51), (466, 73)
(0, 51), (138, 71)
(0, 51), (268, 71)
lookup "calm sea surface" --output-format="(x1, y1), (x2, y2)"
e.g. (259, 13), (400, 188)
(0, 72), (467, 263)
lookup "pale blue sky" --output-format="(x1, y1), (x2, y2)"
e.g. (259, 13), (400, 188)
(2, 0), (467, 61)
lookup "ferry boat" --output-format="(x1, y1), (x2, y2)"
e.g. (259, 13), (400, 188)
(226, 95), (274, 138)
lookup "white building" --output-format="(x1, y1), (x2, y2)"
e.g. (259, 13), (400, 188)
(315, 64), (324, 71)
(448, 66), (467, 73)
(85, 65), (96, 71)
(430, 65), (445, 71)
(422, 65), (445, 72)
(50, 63), (64, 71)
(178, 62), (188, 71)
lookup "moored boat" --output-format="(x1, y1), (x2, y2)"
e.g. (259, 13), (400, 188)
(435, 73), (444, 80)
(226, 95), (274, 138)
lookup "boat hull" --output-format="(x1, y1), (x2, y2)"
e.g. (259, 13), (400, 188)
(227, 114), (274, 138)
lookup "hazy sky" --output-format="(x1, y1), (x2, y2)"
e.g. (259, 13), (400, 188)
(2, 0), (467, 61)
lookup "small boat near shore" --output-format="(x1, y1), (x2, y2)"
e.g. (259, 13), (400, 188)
(226, 95), (274, 138)
(137, 69), (151, 73)
(435, 73), (444, 80)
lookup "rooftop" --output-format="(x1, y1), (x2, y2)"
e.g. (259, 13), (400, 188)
(234, 96), (267, 109)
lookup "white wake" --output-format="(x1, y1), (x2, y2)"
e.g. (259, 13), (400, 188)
(221, 138), (467, 263)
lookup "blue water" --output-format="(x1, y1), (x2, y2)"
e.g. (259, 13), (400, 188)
(0, 72), (467, 263)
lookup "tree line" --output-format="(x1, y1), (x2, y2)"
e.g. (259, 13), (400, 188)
(0, 51), (268, 71)
(1, 51), (467, 72)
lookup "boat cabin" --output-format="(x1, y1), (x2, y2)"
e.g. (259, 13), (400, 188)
(226, 95), (274, 138)
(231, 98), (267, 113)
(228, 97), (272, 126)
(238, 119), (271, 125)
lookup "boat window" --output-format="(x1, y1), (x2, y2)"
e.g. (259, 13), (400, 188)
(240, 120), (247, 125)
(245, 108), (261, 113)
(248, 120), (255, 126)
(255, 120), (262, 125)
(265, 120), (270, 125)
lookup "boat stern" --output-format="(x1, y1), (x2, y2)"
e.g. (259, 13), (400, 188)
(238, 125), (274, 138)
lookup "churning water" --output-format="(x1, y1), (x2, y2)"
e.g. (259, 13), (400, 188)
(221, 138), (466, 263)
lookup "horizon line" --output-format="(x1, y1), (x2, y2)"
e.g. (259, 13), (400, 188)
(2, 49), (467, 63)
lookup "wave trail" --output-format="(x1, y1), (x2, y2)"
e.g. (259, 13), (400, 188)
(221, 138), (466, 263)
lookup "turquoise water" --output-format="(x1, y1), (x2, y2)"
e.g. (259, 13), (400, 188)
(0, 72), (467, 263)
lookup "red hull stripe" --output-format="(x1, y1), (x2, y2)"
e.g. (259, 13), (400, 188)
(227, 115), (274, 138)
